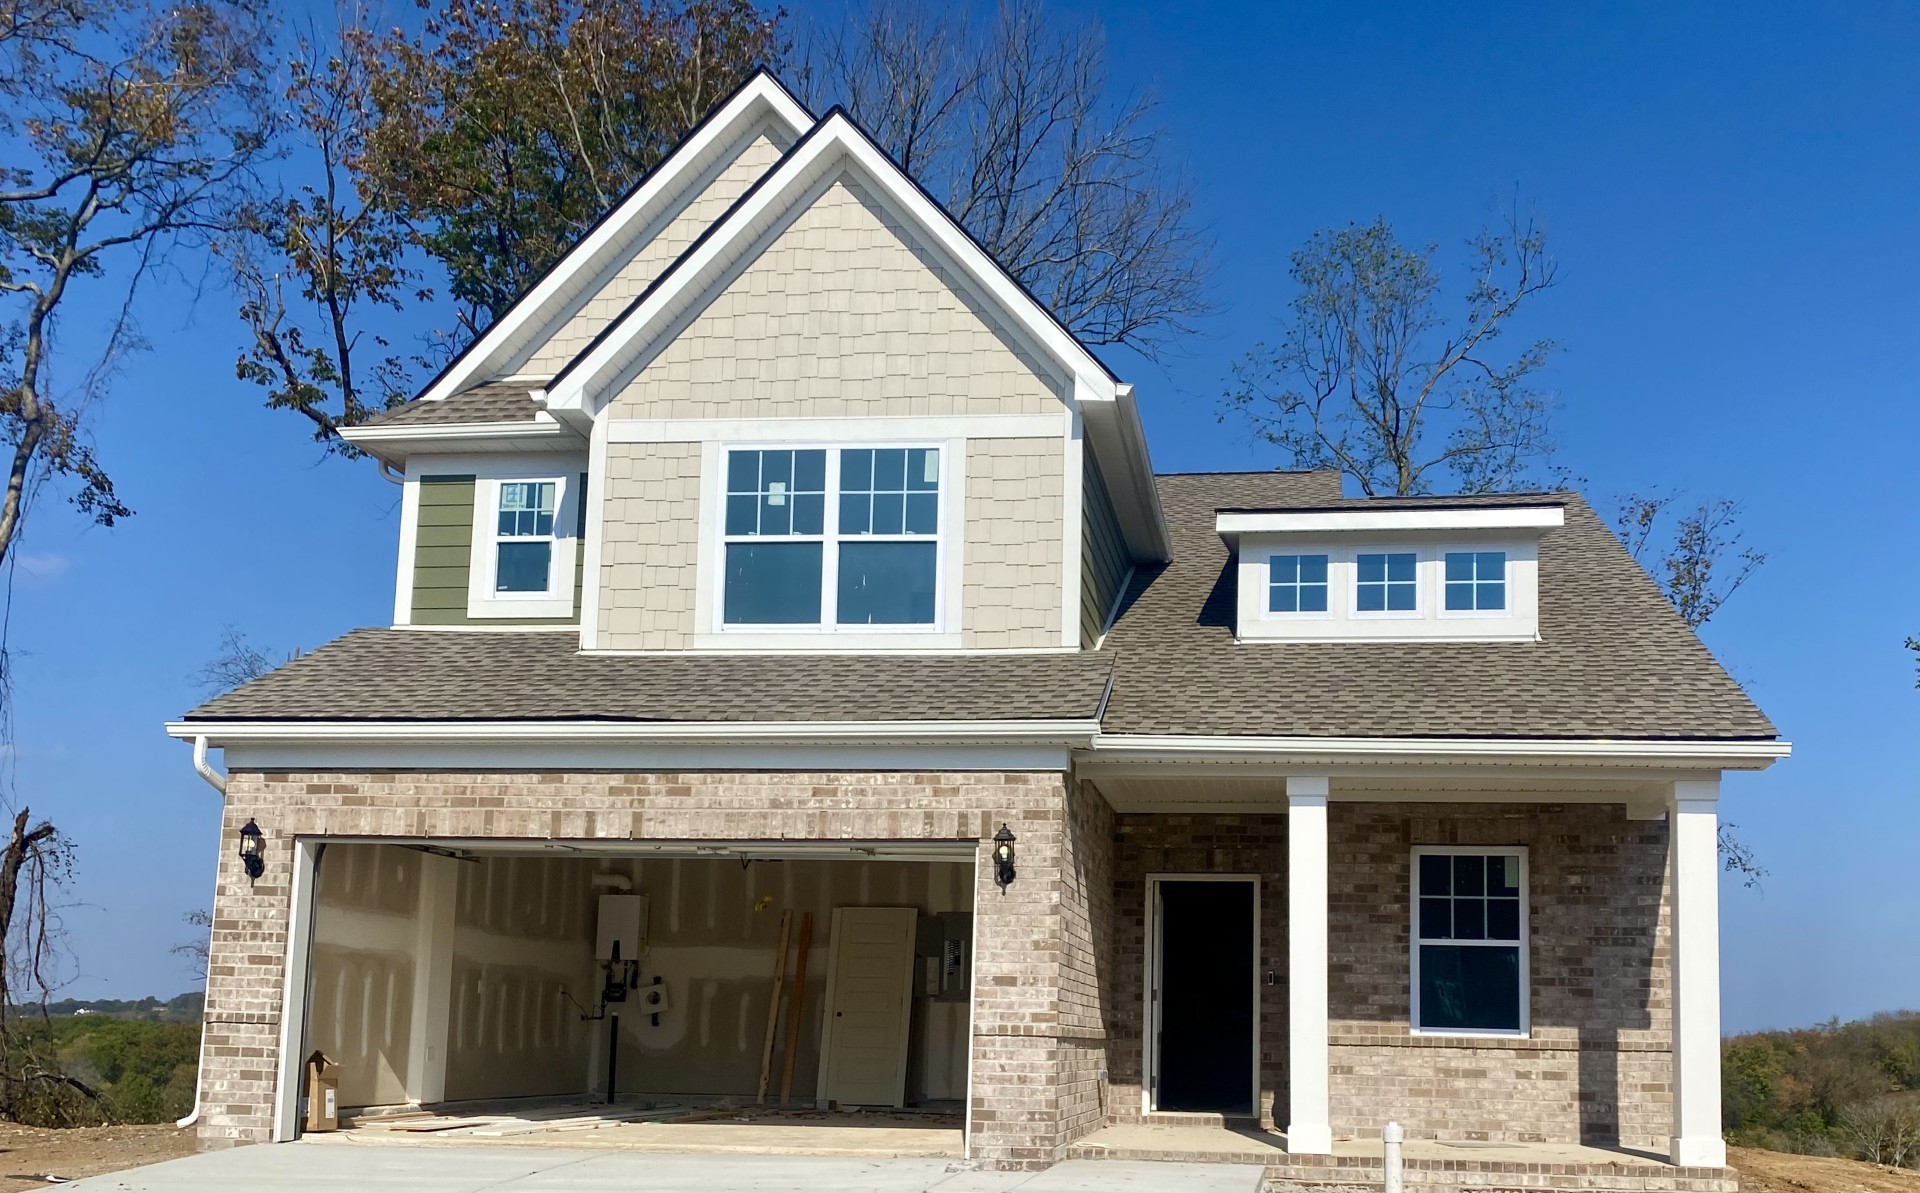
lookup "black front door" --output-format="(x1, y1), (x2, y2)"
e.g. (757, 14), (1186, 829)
(1155, 880), (1255, 1113)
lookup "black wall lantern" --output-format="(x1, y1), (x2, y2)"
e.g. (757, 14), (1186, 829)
(992, 824), (1017, 892)
(237, 818), (266, 883)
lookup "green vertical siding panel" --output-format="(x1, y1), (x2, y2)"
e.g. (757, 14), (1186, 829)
(1080, 454), (1132, 644)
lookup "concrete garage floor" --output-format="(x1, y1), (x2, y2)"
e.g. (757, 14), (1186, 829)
(57, 1144), (1266, 1193)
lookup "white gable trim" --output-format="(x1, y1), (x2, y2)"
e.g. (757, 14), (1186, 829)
(538, 110), (1121, 419)
(417, 72), (814, 405)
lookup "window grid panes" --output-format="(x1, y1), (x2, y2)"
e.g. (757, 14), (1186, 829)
(722, 446), (940, 629)
(1415, 850), (1525, 1034)
(1444, 551), (1507, 611)
(494, 481), (557, 594)
(1356, 551), (1418, 612)
(1268, 554), (1330, 613)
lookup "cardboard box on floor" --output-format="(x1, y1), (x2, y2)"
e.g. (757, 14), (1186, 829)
(305, 1051), (340, 1132)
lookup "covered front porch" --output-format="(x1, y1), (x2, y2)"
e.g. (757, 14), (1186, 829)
(1077, 751), (1755, 1175)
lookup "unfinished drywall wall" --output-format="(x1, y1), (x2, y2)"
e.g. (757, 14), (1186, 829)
(307, 844), (420, 1108)
(593, 857), (973, 1104)
(443, 855), (599, 1102)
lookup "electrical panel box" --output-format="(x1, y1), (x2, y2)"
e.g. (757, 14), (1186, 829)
(596, 894), (648, 961)
(913, 912), (973, 1003)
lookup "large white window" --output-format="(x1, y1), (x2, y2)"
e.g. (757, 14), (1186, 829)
(464, 471), (579, 620)
(721, 445), (943, 630)
(1411, 847), (1529, 1036)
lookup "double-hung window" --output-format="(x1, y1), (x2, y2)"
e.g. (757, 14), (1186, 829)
(1355, 551), (1418, 612)
(494, 481), (559, 595)
(1444, 551), (1507, 611)
(1412, 847), (1528, 1035)
(1268, 553), (1329, 613)
(722, 446), (942, 630)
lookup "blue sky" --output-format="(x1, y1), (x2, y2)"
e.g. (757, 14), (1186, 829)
(7, 1), (1915, 1032)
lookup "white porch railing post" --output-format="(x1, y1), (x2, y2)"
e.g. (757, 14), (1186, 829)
(1286, 777), (1333, 1154)
(1382, 1120), (1404, 1193)
(1669, 777), (1727, 1168)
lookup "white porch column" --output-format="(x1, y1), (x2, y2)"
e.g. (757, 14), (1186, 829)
(1669, 778), (1726, 1168)
(1286, 776), (1333, 1154)
(405, 852), (460, 1106)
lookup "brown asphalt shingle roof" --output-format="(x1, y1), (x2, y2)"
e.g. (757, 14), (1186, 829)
(184, 471), (1774, 741)
(188, 630), (1116, 723)
(364, 382), (545, 427)
(1096, 472), (1775, 739)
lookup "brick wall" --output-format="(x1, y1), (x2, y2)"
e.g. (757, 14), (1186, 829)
(1102, 804), (1672, 1149)
(199, 769), (1104, 1168)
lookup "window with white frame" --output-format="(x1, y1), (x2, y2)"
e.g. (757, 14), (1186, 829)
(493, 480), (559, 594)
(722, 445), (941, 629)
(1268, 553), (1329, 613)
(1444, 551), (1507, 611)
(1355, 551), (1418, 612)
(1412, 848), (1527, 1034)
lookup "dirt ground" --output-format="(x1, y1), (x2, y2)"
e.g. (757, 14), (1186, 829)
(1732, 1147), (1920, 1193)
(0, 1122), (195, 1190)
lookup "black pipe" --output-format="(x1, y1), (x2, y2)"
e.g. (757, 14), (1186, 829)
(605, 1011), (619, 1105)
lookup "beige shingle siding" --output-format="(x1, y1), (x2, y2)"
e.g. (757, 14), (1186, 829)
(965, 438), (1064, 649)
(1079, 453), (1129, 645)
(598, 441), (703, 649)
(605, 175), (1066, 420)
(524, 128), (792, 377)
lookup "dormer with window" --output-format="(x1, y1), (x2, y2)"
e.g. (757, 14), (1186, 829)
(1217, 502), (1564, 643)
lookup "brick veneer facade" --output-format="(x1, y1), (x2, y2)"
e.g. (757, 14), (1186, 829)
(202, 774), (1673, 1163)
(1104, 803), (1673, 1150)
(199, 768), (1112, 1168)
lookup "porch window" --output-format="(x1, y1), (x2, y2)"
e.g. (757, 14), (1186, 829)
(722, 445), (942, 629)
(1411, 847), (1528, 1035)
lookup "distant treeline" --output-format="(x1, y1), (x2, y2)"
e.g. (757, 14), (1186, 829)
(1726, 1010), (1920, 1166)
(9, 993), (204, 1023)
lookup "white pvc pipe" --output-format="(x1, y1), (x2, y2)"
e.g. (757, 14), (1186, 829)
(1383, 1120), (1404, 1193)
(177, 736), (229, 1129)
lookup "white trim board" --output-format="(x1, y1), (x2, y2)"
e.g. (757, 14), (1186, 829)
(1216, 506), (1564, 536)
(608, 413), (1065, 443)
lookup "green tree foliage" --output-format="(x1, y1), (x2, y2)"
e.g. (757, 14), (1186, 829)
(1724, 1011), (1920, 1165)
(1221, 212), (1558, 496)
(358, 0), (786, 336)
(4, 1015), (199, 1125)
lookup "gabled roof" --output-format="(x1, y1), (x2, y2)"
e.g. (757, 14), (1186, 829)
(411, 70), (815, 408)
(364, 382), (543, 427)
(538, 105), (1122, 415)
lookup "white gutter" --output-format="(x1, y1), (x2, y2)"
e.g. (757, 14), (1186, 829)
(1080, 733), (1792, 772)
(167, 718), (1106, 748)
(177, 736), (227, 1131)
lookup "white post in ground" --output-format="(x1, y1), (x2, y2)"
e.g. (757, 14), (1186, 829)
(405, 852), (461, 1107)
(1286, 776), (1333, 1154)
(1382, 1120), (1405, 1193)
(1669, 777), (1726, 1168)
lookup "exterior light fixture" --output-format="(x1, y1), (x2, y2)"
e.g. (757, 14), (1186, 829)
(992, 824), (1016, 892)
(237, 818), (266, 883)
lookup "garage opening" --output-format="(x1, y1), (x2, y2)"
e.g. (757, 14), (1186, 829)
(294, 840), (974, 1154)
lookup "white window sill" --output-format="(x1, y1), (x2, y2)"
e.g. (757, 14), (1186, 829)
(470, 593), (574, 620)
(1408, 1027), (1531, 1041)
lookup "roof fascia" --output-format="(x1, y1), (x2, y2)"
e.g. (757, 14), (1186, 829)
(416, 72), (814, 406)
(1216, 506), (1566, 536)
(168, 718), (1103, 748)
(337, 416), (584, 464)
(1081, 733), (1791, 773)
(540, 110), (1120, 418)
(1083, 383), (1170, 562)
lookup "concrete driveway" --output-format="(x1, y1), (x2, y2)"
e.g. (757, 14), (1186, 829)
(60, 1142), (1266, 1192)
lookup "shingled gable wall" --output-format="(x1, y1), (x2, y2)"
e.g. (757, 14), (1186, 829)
(197, 768), (1115, 1169)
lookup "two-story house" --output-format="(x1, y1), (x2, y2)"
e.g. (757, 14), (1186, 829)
(169, 72), (1785, 1188)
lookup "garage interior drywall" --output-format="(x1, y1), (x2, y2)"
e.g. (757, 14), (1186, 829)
(303, 843), (974, 1113)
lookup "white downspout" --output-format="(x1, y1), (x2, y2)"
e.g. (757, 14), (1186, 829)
(177, 735), (227, 1129)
